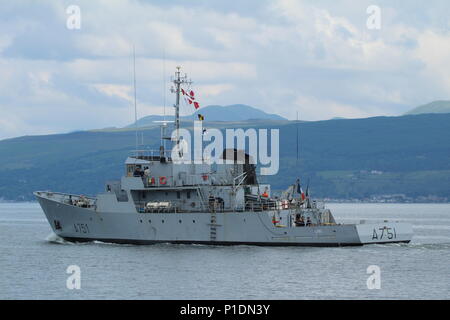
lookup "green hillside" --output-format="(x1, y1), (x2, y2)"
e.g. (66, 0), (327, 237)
(0, 113), (449, 201)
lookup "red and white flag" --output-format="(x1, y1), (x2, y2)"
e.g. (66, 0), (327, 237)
(181, 88), (200, 109)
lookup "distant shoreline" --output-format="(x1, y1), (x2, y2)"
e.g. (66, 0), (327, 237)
(1, 200), (449, 204)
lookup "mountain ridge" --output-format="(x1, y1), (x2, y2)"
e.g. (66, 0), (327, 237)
(404, 100), (450, 115)
(1, 113), (449, 201)
(127, 104), (287, 128)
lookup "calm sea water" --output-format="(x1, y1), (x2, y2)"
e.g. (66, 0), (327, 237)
(0, 202), (448, 300)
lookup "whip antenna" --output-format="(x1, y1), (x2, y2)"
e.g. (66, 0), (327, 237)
(296, 110), (299, 167)
(133, 45), (138, 151)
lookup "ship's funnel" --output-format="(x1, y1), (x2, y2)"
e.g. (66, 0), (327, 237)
(221, 148), (254, 164)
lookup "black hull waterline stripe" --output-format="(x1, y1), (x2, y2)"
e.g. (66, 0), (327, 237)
(60, 237), (411, 247)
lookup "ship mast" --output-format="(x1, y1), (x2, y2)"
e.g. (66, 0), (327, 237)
(171, 66), (191, 145)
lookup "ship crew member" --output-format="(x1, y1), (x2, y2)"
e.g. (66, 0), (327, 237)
(216, 197), (224, 211)
(133, 166), (144, 177)
(208, 194), (216, 211)
(262, 187), (269, 198)
(295, 214), (305, 227)
(306, 217), (312, 226)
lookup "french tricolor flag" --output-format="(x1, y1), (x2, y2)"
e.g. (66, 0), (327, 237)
(297, 181), (306, 200)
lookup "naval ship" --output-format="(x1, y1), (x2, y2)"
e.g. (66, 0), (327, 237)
(35, 68), (412, 246)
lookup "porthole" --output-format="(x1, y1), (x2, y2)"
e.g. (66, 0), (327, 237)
(193, 220), (196, 223)
(179, 220), (182, 223)
(162, 220), (165, 223)
(148, 220), (151, 223)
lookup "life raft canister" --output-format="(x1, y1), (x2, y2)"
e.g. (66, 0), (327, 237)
(159, 176), (167, 185)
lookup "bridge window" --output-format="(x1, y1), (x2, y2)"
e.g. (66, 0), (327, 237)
(126, 165), (135, 177)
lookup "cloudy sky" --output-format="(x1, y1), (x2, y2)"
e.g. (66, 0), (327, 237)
(0, 0), (449, 140)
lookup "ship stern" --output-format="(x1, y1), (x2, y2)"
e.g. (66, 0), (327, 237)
(356, 221), (413, 245)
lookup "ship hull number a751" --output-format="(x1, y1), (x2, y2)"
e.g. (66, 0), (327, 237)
(372, 226), (396, 240)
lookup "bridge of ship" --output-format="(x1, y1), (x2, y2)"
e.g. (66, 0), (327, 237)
(112, 149), (270, 214)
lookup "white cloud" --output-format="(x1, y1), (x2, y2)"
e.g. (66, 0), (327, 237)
(414, 30), (450, 92)
(195, 84), (234, 99)
(0, 0), (449, 139)
(92, 84), (134, 102)
(0, 35), (12, 53)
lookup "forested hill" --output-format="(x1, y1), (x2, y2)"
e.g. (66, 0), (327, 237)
(0, 113), (449, 201)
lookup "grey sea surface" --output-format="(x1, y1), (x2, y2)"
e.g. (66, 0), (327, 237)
(0, 202), (448, 300)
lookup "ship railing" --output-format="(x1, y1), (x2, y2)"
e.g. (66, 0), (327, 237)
(134, 199), (284, 214)
(244, 201), (279, 212)
(133, 197), (297, 214)
(184, 173), (234, 186)
(312, 200), (325, 209)
(36, 191), (97, 210)
(142, 173), (235, 188)
(134, 199), (240, 214)
(130, 149), (173, 161)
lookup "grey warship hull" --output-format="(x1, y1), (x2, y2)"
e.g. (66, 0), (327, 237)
(35, 192), (412, 247)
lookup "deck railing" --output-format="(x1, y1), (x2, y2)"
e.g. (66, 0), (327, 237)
(140, 173), (235, 188)
(130, 149), (172, 161)
(35, 191), (96, 209)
